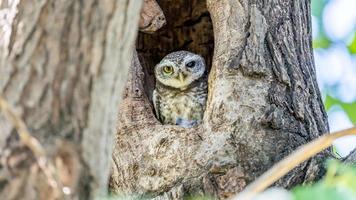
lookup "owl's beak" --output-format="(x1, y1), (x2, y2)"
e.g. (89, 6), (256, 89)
(178, 72), (185, 83)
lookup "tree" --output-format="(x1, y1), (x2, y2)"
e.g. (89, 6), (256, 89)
(0, 0), (336, 199)
(109, 0), (330, 199)
(0, 0), (141, 199)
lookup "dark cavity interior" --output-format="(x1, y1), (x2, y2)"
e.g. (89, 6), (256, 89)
(136, 0), (214, 100)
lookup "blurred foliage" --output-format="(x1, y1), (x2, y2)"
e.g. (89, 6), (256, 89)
(293, 160), (356, 200)
(325, 95), (356, 123)
(312, 0), (331, 49)
(312, 0), (329, 49)
(313, 34), (332, 49)
(312, 0), (356, 125)
(349, 33), (356, 54)
(311, 0), (327, 17)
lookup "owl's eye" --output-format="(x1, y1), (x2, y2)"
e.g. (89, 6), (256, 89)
(162, 66), (174, 74)
(186, 61), (196, 68)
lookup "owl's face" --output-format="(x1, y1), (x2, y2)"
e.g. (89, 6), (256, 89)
(154, 51), (206, 89)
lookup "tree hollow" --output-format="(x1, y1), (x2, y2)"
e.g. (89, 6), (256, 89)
(136, 0), (214, 102)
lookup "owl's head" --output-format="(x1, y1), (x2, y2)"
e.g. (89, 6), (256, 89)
(154, 51), (206, 89)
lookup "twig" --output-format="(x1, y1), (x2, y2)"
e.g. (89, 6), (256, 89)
(0, 96), (45, 157)
(234, 126), (356, 200)
(0, 95), (59, 191)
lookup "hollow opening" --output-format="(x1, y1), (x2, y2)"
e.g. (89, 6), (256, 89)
(136, 0), (214, 102)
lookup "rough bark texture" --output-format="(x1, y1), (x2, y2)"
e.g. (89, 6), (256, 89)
(110, 0), (330, 199)
(344, 149), (356, 164)
(0, 0), (142, 199)
(139, 0), (166, 34)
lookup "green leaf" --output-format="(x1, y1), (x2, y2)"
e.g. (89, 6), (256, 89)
(292, 160), (356, 200)
(293, 184), (354, 200)
(324, 94), (338, 111)
(348, 32), (356, 54)
(324, 95), (356, 124)
(313, 36), (331, 49)
(324, 160), (356, 194)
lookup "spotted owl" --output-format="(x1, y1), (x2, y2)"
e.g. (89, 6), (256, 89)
(153, 51), (208, 128)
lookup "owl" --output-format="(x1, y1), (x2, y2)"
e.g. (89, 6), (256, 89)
(153, 51), (208, 128)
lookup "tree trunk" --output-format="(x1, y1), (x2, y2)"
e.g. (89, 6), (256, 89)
(110, 0), (330, 199)
(0, 0), (142, 199)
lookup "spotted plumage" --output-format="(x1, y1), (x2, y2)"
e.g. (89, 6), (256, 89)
(153, 51), (208, 128)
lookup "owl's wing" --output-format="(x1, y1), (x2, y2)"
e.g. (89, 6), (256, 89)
(152, 89), (161, 122)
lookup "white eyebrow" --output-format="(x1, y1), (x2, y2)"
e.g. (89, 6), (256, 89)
(156, 60), (177, 68)
(183, 54), (202, 64)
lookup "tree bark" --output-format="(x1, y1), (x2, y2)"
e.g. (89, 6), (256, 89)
(0, 0), (142, 199)
(344, 148), (356, 164)
(110, 0), (330, 199)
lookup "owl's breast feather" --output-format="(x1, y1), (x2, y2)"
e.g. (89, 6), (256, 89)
(153, 78), (207, 127)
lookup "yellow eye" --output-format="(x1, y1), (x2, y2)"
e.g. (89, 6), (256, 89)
(163, 66), (174, 74)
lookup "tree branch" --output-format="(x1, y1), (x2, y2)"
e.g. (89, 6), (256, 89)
(234, 127), (356, 200)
